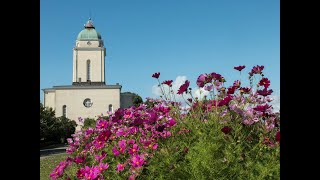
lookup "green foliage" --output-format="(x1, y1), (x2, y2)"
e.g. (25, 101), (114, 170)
(138, 106), (280, 180)
(40, 102), (77, 144)
(133, 95), (143, 107)
(82, 118), (96, 129)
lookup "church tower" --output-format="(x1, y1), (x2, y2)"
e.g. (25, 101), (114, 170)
(43, 18), (123, 129)
(72, 18), (106, 85)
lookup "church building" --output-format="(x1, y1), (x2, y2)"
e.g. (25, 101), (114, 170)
(43, 19), (133, 129)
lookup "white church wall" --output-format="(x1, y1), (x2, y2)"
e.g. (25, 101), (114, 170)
(54, 88), (120, 129)
(44, 91), (56, 110)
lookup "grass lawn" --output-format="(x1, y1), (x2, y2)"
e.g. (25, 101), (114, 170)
(40, 153), (69, 180)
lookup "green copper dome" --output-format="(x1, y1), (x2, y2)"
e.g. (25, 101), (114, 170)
(77, 18), (102, 41)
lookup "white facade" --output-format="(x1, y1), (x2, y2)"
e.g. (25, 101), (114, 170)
(43, 19), (121, 130)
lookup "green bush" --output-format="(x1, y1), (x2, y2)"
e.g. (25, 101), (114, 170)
(82, 118), (96, 129)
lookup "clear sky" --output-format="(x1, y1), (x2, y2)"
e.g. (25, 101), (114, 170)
(40, 0), (280, 105)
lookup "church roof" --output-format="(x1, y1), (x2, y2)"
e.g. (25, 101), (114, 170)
(42, 84), (122, 91)
(77, 18), (102, 41)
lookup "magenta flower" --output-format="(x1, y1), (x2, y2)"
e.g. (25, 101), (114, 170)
(218, 95), (233, 106)
(50, 161), (69, 180)
(204, 84), (213, 91)
(152, 72), (160, 79)
(127, 139), (135, 145)
(76, 168), (86, 179)
(251, 65), (264, 75)
(97, 162), (109, 172)
(74, 156), (85, 164)
(131, 154), (145, 168)
(167, 118), (177, 127)
(97, 130), (112, 142)
(259, 78), (270, 88)
(211, 72), (222, 81)
(233, 80), (241, 88)
(221, 126), (232, 134)
(93, 140), (104, 150)
(239, 87), (251, 94)
(196, 74), (207, 87)
(118, 140), (127, 154)
(162, 80), (173, 87)
(96, 120), (108, 129)
(234, 65), (246, 71)
(152, 143), (158, 150)
(85, 128), (94, 136)
(116, 163), (125, 172)
(112, 146), (120, 156)
(84, 166), (100, 180)
(253, 104), (271, 112)
(227, 86), (236, 94)
(257, 88), (273, 96)
(177, 80), (190, 94)
(275, 131), (280, 142)
(129, 175), (136, 180)
(128, 144), (140, 155)
(95, 151), (107, 162)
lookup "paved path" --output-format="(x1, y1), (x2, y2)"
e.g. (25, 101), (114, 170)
(40, 146), (68, 158)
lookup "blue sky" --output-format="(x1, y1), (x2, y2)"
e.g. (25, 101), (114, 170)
(41, 0), (280, 104)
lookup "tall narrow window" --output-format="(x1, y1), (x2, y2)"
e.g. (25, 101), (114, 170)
(87, 60), (91, 81)
(109, 104), (113, 112)
(62, 105), (67, 117)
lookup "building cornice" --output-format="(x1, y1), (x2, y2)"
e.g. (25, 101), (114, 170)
(73, 47), (106, 51)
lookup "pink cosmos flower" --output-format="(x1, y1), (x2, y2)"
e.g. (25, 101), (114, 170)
(96, 120), (108, 129)
(234, 65), (246, 71)
(127, 139), (135, 145)
(74, 156), (85, 164)
(196, 74), (207, 87)
(177, 80), (190, 94)
(254, 104), (271, 112)
(227, 86), (237, 94)
(129, 175), (136, 180)
(76, 168), (86, 179)
(116, 163), (125, 172)
(97, 162), (109, 172)
(84, 166), (100, 180)
(239, 87), (251, 94)
(167, 118), (177, 127)
(218, 95), (232, 106)
(233, 80), (241, 88)
(112, 146), (120, 156)
(152, 143), (158, 150)
(85, 128), (94, 136)
(128, 144), (140, 155)
(118, 140), (127, 154)
(204, 84), (213, 91)
(152, 72), (160, 79)
(211, 72), (222, 80)
(131, 154), (145, 168)
(97, 130), (112, 142)
(251, 65), (264, 75)
(95, 151), (106, 162)
(162, 80), (173, 87)
(257, 88), (273, 96)
(259, 78), (270, 88)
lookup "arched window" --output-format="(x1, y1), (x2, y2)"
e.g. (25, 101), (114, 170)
(109, 104), (113, 112)
(62, 105), (67, 117)
(87, 60), (91, 81)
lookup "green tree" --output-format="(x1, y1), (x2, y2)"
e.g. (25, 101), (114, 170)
(40, 102), (57, 141)
(132, 94), (143, 107)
